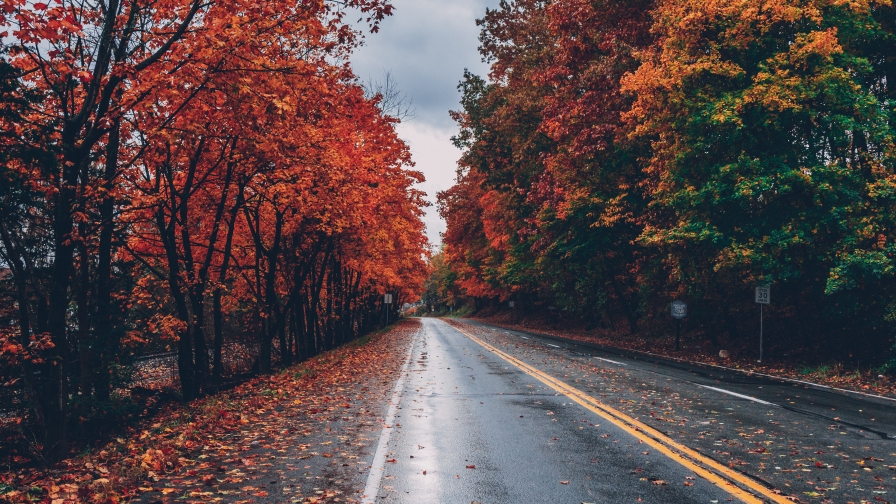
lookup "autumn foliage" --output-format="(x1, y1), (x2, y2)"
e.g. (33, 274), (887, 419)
(0, 0), (427, 463)
(439, 0), (896, 367)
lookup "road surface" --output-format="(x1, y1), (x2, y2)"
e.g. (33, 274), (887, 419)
(361, 318), (896, 503)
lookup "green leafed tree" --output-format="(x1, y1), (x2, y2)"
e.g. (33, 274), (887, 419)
(623, 0), (896, 357)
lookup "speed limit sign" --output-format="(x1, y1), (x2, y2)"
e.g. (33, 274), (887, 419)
(755, 285), (770, 304)
(670, 300), (687, 319)
(754, 285), (770, 362)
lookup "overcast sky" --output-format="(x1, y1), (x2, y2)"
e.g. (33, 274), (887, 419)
(350, 0), (498, 249)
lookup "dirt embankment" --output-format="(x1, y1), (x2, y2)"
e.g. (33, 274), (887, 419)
(0, 320), (419, 504)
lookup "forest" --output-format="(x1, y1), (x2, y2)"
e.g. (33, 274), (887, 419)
(434, 0), (896, 373)
(0, 0), (428, 463)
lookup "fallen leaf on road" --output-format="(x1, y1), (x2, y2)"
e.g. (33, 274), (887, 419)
(466, 465), (476, 469)
(560, 480), (569, 485)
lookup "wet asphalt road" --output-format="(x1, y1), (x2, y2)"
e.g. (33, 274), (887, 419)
(460, 319), (896, 441)
(366, 318), (896, 503)
(369, 318), (737, 503)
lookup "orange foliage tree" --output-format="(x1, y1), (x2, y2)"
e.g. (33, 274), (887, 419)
(0, 0), (426, 462)
(439, 0), (896, 363)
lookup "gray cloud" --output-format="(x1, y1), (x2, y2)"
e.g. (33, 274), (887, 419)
(350, 0), (499, 247)
(352, 0), (496, 129)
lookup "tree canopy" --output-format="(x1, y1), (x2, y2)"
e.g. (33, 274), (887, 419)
(439, 0), (896, 366)
(0, 0), (428, 462)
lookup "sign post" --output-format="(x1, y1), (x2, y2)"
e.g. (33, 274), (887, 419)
(754, 285), (770, 362)
(384, 293), (393, 325)
(671, 300), (687, 351)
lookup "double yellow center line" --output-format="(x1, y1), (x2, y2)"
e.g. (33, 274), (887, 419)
(451, 324), (791, 504)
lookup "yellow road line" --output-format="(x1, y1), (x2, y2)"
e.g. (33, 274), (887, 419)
(451, 324), (792, 504)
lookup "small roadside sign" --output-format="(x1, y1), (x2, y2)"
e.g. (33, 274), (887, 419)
(754, 285), (770, 362)
(671, 300), (686, 351)
(755, 285), (770, 304)
(508, 301), (515, 308)
(383, 294), (393, 325)
(671, 300), (687, 319)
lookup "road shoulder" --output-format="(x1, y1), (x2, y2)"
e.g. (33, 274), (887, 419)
(1, 320), (419, 504)
(457, 316), (896, 402)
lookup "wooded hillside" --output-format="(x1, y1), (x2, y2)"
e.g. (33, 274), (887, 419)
(436, 0), (896, 370)
(0, 0), (428, 463)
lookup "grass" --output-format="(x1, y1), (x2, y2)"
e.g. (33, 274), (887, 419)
(800, 364), (834, 377)
(422, 305), (476, 319)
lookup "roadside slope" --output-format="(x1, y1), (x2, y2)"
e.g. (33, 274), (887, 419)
(461, 313), (896, 400)
(1, 320), (419, 504)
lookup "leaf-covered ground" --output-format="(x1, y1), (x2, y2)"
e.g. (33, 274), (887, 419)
(468, 312), (896, 399)
(0, 320), (419, 504)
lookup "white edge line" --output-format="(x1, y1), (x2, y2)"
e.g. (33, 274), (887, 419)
(360, 326), (420, 503)
(693, 361), (896, 403)
(547, 343), (560, 348)
(699, 385), (778, 406)
(595, 357), (627, 366)
(484, 322), (896, 404)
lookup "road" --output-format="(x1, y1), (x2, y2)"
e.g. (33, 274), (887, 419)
(362, 318), (896, 503)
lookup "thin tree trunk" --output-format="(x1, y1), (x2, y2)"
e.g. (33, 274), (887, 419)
(157, 207), (196, 400)
(41, 144), (82, 461)
(94, 114), (120, 401)
(610, 277), (639, 334)
(77, 238), (92, 397)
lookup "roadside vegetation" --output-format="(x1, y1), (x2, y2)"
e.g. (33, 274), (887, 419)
(0, 320), (418, 503)
(462, 308), (896, 398)
(432, 0), (896, 378)
(0, 0), (427, 472)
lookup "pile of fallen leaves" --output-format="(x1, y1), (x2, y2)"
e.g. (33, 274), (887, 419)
(471, 312), (896, 399)
(0, 320), (418, 503)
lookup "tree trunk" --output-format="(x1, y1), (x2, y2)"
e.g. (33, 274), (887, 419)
(94, 115), (120, 401)
(41, 143), (83, 461)
(610, 277), (639, 334)
(212, 195), (241, 385)
(189, 289), (209, 395)
(212, 289), (225, 385)
(77, 238), (92, 397)
(157, 209), (197, 400)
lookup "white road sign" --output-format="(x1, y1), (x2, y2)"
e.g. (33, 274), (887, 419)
(671, 300), (687, 319)
(755, 285), (770, 304)
(384, 293), (393, 304)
